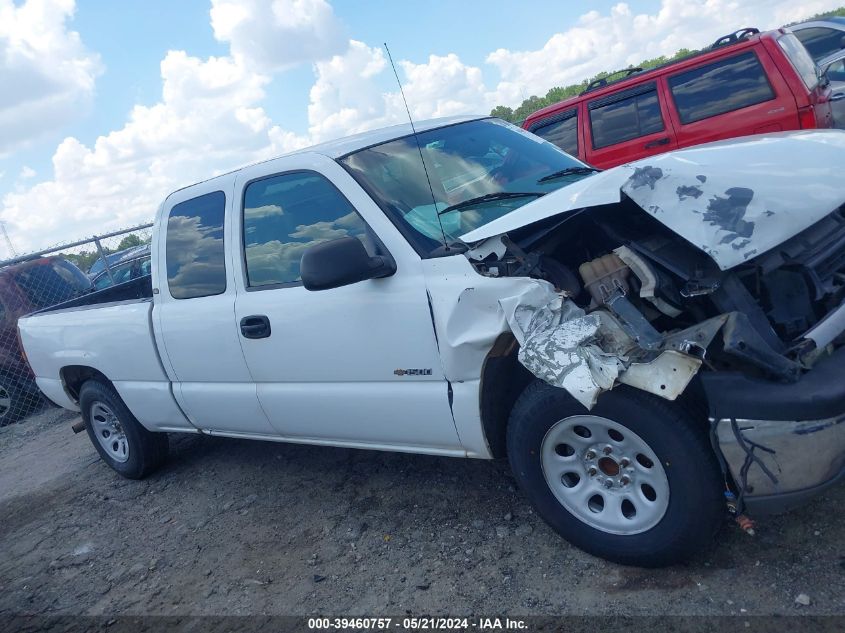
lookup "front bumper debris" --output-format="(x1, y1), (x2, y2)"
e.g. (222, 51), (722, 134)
(713, 415), (845, 514)
(703, 345), (845, 514)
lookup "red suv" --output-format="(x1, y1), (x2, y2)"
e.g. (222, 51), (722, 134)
(523, 28), (834, 169)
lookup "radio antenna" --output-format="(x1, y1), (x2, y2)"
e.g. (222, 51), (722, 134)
(383, 43), (449, 248)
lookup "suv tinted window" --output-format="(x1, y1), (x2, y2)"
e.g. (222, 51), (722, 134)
(668, 51), (775, 125)
(793, 27), (845, 62)
(588, 83), (664, 149)
(242, 171), (369, 287)
(531, 110), (578, 155)
(166, 191), (226, 300)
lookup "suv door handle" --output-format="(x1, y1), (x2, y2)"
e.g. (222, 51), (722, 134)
(644, 137), (670, 149)
(240, 315), (271, 339)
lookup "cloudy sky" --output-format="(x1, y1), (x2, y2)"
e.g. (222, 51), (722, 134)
(0, 0), (841, 255)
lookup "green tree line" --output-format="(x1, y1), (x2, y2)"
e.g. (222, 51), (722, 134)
(491, 6), (845, 125)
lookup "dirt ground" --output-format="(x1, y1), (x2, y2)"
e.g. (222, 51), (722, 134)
(1, 406), (844, 619)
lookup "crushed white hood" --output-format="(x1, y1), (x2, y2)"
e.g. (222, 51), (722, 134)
(461, 130), (845, 270)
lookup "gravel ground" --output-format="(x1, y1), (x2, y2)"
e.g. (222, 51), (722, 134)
(1, 406), (844, 618)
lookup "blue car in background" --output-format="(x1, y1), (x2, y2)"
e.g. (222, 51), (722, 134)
(88, 245), (151, 290)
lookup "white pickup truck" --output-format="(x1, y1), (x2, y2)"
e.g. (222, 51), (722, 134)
(19, 116), (845, 566)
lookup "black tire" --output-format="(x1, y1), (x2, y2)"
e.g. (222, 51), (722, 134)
(507, 380), (723, 567)
(79, 380), (168, 479)
(0, 374), (41, 426)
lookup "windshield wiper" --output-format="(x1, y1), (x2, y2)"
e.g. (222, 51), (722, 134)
(537, 166), (600, 184)
(438, 191), (546, 215)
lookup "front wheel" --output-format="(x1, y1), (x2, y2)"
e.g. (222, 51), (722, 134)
(80, 380), (168, 479)
(507, 381), (723, 567)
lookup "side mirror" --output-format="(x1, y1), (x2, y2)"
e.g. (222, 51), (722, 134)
(301, 236), (395, 291)
(820, 67), (831, 88)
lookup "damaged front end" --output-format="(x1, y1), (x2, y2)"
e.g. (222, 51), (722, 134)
(493, 273), (712, 410)
(460, 131), (845, 513)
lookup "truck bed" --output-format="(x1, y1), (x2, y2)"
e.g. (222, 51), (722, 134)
(18, 276), (193, 432)
(31, 274), (153, 315)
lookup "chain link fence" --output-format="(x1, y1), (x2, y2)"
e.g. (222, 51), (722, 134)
(0, 223), (153, 426)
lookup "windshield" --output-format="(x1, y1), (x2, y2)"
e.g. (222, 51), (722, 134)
(338, 119), (592, 254)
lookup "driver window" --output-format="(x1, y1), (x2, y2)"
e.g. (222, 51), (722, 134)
(242, 171), (372, 288)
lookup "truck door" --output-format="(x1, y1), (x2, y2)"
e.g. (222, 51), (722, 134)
(152, 180), (277, 436)
(230, 153), (463, 453)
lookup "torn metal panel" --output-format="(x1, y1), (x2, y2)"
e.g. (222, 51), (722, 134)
(618, 351), (701, 400)
(662, 314), (729, 357)
(462, 131), (845, 272)
(466, 236), (507, 261)
(424, 259), (718, 413)
(424, 255), (557, 382)
(425, 259), (628, 410)
(499, 284), (624, 409)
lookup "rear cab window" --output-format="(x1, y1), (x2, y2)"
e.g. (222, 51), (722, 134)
(529, 109), (579, 156)
(165, 191), (227, 299)
(667, 51), (776, 124)
(588, 82), (664, 148)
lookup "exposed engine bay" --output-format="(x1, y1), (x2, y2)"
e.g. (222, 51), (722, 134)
(466, 196), (845, 408)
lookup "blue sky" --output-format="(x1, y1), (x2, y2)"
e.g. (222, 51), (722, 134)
(0, 0), (838, 253)
(7, 0), (643, 178)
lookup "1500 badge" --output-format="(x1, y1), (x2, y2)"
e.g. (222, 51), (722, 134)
(393, 368), (433, 376)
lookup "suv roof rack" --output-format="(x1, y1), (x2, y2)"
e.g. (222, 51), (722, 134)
(710, 27), (759, 49)
(581, 67), (644, 95)
(574, 27), (760, 98)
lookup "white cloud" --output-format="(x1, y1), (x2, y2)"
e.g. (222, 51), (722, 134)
(0, 0), (102, 154)
(4, 0), (842, 254)
(307, 40), (392, 142)
(306, 41), (491, 143)
(1, 49), (308, 251)
(401, 54), (490, 119)
(307, 0), (841, 144)
(18, 166), (36, 180)
(486, 0), (845, 107)
(210, 0), (346, 72)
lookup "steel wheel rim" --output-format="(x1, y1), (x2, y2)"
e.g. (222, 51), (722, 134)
(90, 401), (130, 463)
(0, 384), (10, 419)
(540, 415), (669, 535)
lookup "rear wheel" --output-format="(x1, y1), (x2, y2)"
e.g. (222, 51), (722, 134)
(80, 380), (168, 479)
(507, 380), (723, 567)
